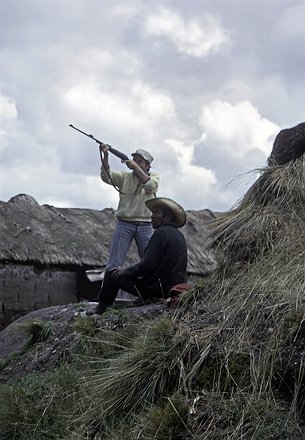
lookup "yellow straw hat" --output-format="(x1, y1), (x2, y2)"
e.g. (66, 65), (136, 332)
(146, 197), (187, 228)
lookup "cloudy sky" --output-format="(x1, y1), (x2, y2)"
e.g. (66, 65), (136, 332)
(0, 0), (304, 212)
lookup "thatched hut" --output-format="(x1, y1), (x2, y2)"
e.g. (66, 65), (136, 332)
(0, 194), (217, 328)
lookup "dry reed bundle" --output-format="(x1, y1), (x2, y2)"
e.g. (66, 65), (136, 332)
(207, 158), (305, 264)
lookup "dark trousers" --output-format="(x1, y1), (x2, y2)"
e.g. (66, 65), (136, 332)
(98, 268), (167, 307)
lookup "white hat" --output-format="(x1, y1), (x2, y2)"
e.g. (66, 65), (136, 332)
(132, 149), (154, 164)
(146, 197), (187, 228)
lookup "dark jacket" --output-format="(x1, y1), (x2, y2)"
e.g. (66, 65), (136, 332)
(124, 222), (187, 296)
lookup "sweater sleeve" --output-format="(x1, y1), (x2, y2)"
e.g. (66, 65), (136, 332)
(124, 230), (165, 278)
(100, 165), (125, 188)
(142, 172), (159, 194)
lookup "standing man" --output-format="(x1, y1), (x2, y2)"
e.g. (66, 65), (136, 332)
(93, 197), (188, 315)
(100, 144), (159, 268)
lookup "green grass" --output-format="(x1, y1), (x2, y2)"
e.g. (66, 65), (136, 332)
(18, 319), (54, 345)
(80, 317), (193, 428)
(0, 366), (84, 440)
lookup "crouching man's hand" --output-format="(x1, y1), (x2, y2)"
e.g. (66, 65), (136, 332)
(109, 267), (125, 280)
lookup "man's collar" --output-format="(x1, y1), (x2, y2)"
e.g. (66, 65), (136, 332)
(157, 222), (178, 229)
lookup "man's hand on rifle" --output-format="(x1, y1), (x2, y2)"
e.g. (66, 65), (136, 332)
(99, 143), (110, 167)
(99, 143), (109, 154)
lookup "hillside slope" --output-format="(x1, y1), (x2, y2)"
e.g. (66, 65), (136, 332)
(1, 159), (305, 439)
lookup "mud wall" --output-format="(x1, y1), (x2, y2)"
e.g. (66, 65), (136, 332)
(0, 263), (77, 329)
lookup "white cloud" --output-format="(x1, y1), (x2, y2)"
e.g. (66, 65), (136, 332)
(65, 84), (141, 129)
(110, 2), (141, 20)
(275, 3), (305, 37)
(0, 159), (117, 210)
(0, 94), (18, 120)
(64, 80), (178, 145)
(158, 138), (217, 209)
(64, 47), (142, 82)
(190, 99), (280, 209)
(199, 100), (279, 159)
(132, 82), (177, 127)
(144, 8), (230, 57)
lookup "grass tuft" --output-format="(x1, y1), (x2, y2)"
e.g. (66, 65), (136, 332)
(18, 319), (53, 345)
(80, 316), (193, 429)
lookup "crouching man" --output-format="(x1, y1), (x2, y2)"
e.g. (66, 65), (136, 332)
(93, 197), (188, 315)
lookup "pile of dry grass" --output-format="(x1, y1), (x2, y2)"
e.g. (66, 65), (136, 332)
(207, 159), (305, 264)
(175, 158), (305, 437)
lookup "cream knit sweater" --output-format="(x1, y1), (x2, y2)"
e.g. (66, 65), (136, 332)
(100, 166), (159, 222)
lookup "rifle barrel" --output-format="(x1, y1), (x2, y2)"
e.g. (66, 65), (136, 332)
(69, 124), (129, 161)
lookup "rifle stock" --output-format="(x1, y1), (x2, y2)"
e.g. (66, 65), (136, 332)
(69, 124), (129, 161)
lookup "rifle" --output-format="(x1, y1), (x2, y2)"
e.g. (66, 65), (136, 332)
(69, 124), (129, 161)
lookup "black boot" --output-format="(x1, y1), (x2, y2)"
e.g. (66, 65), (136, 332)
(94, 302), (108, 315)
(86, 302), (108, 316)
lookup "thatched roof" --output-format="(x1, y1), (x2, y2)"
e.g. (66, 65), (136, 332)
(0, 194), (218, 275)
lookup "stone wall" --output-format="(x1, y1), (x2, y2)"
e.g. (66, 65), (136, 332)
(0, 263), (78, 329)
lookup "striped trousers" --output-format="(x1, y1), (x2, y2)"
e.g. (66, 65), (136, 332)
(107, 219), (153, 267)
